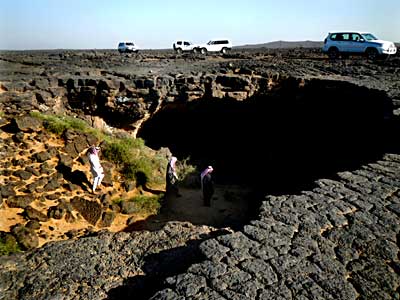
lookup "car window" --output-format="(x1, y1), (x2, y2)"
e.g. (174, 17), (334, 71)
(126, 43), (134, 46)
(184, 42), (190, 46)
(177, 41), (182, 45)
(330, 34), (337, 41)
(351, 33), (361, 41)
(118, 43), (124, 47)
(341, 34), (350, 41)
(362, 33), (377, 41)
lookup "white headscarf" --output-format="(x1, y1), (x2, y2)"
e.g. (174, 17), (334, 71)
(169, 156), (177, 170)
(200, 166), (213, 189)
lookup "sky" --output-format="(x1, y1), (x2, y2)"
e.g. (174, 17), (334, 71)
(1, 0), (399, 50)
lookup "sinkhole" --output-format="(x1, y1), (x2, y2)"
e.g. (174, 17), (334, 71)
(138, 78), (395, 195)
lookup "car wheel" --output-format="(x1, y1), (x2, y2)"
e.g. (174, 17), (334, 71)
(221, 47), (228, 54)
(193, 48), (198, 54)
(328, 47), (339, 59)
(176, 48), (182, 54)
(366, 48), (378, 60)
(201, 48), (207, 55)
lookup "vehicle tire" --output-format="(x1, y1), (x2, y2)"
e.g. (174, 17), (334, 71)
(176, 48), (182, 54)
(328, 47), (339, 59)
(201, 48), (207, 55)
(221, 47), (229, 54)
(193, 48), (198, 54)
(366, 48), (378, 60)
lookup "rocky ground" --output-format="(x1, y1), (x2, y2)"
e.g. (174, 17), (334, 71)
(0, 48), (399, 299)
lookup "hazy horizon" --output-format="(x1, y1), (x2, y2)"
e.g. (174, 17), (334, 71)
(1, 0), (399, 50)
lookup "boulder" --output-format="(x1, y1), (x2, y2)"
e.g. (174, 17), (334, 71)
(11, 224), (39, 250)
(47, 204), (67, 220)
(24, 206), (49, 222)
(1, 185), (16, 198)
(14, 116), (42, 132)
(13, 169), (33, 180)
(34, 151), (52, 162)
(6, 195), (34, 208)
(26, 220), (41, 230)
(99, 211), (116, 227)
(70, 197), (102, 225)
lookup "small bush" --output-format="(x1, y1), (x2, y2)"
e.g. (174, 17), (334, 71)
(102, 138), (139, 164)
(177, 157), (197, 186)
(130, 194), (163, 214)
(0, 235), (21, 256)
(31, 112), (90, 136)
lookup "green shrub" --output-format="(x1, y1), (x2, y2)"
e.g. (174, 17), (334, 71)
(30, 112), (90, 135)
(130, 194), (163, 214)
(0, 235), (21, 256)
(102, 138), (139, 164)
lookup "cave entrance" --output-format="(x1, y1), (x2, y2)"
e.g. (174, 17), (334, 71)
(138, 78), (394, 197)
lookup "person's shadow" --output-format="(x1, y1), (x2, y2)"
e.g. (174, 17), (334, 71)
(56, 163), (91, 191)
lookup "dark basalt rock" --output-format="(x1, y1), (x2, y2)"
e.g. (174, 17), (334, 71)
(24, 206), (48, 222)
(10, 224), (38, 250)
(70, 197), (102, 225)
(13, 169), (32, 180)
(14, 115), (42, 132)
(6, 195), (34, 208)
(33, 151), (52, 163)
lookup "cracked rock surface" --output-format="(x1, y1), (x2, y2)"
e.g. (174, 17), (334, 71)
(151, 154), (400, 300)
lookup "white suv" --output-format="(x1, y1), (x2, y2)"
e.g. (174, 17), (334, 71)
(196, 39), (232, 55)
(322, 31), (397, 59)
(118, 42), (139, 53)
(173, 40), (198, 54)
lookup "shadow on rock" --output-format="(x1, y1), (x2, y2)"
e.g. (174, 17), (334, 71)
(56, 163), (91, 191)
(106, 233), (221, 300)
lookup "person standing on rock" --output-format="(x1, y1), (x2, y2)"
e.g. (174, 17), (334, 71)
(87, 145), (104, 193)
(201, 166), (214, 207)
(166, 156), (180, 196)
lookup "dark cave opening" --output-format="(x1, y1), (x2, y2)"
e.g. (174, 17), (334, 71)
(138, 78), (395, 195)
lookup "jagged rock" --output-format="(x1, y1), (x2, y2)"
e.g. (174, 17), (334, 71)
(47, 206), (64, 219)
(101, 161), (113, 187)
(39, 162), (53, 174)
(99, 211), (115, 227)
(11, 224), (39, 250)
(24, 206), (48, 222)
(25, 220), (41, 230)
(25, 166), (40, 177)
(43, 177), (61, 191)
(46, 192), (62, 201)
(34, 151), (51, 162)
(6, 195), (34, 208)
(58, 153), (73, 166)
(14, 116), (42, 132)
(1, 185), (16, 198)
(70, 197), (102, 225)
(13, 169), (32, 180)
(64, 142), (78, 158)
(73, 135), (89, 153)
(13, 131), (25, 143)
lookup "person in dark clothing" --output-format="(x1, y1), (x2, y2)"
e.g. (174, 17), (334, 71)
(166, 156), (179, 196)
(201, 166), (214, 207)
